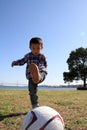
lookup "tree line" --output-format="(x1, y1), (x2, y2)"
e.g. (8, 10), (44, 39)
(63, 47), (87, 88)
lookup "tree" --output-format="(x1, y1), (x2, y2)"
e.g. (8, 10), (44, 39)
(63, 47), (87, 88)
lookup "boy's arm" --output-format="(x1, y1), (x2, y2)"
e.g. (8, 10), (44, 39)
(42, 55), (48, 74)
(11, 61), (18, 67)
(43, 56), (47, 68)
(11, 55), (28, 67)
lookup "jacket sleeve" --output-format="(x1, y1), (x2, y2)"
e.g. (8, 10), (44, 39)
(43, 56), (47, 68)
(16, 54), (28, 66)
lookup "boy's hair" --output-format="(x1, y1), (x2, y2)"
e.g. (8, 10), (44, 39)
(29, 37), (43, 48)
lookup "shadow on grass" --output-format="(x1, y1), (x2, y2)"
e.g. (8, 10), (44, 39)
(0, 112), (27, 121)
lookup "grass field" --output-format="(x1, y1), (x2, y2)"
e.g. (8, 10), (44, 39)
(0, 90), (87, 130)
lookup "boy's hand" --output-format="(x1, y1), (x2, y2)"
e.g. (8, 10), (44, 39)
(11, 61), (17, 67)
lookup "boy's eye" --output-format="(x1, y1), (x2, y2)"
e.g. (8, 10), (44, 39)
(33, 47), (39, 50)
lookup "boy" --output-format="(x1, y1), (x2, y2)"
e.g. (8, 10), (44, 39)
(11, 37), (47, 109)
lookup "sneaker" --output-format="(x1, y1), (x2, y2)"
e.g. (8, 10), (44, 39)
(29, 63), (40, 83)
(32, 104), (39, 109)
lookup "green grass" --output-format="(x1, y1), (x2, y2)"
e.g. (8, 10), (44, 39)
(0, 90), (87, 130)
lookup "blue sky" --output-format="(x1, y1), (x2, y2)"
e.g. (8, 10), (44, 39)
(0, 0), (87, 85)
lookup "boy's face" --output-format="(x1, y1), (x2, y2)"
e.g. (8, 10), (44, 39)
(30, 43), (43, 55)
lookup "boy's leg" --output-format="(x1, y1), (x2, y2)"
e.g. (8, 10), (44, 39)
(28, 72), (47, 109)
(28, 79), (39, 109)
(29, 63), (40, 84)
(28, 63), (47, 108)
(39, 71), (47, 83)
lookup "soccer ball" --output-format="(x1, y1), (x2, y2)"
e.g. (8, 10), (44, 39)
(22, 106), (64, 130)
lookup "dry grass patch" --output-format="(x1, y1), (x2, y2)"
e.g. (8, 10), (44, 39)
(0, 90), (87, 130)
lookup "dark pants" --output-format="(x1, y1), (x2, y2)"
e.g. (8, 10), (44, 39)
(28, 72), (47, 106)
